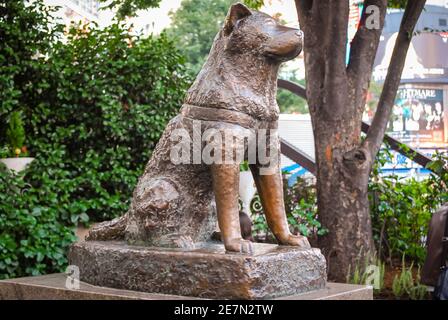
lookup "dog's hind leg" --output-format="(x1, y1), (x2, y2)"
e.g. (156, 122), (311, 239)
(250, 164), (310, 248)
(211, 163), (253, 254)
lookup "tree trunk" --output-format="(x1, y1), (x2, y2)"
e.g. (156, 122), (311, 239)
(295, 0), (426, 282)
(294, 0), (378, 282)
(313, 110), (374, 281)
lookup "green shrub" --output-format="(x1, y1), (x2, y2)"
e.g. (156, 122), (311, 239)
(346, 254), (385, 294)
(0, 0), (190, 279)
(283, 177), (328, 238)
(391, 256), (428, 300)
(2, 10), (190, 223)
(370, 148), (448, 264)
(251, 176), (327, 241)
(0, 165), (77, 279)
(26, 22), (190, 222)
(0, 0), (63, 122)
(3, 111), (28, 157)
(166, 0), (235, 76)
(251, 148), (447, 264)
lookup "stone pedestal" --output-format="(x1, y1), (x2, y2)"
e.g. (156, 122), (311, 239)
(68, 241), (327, 300)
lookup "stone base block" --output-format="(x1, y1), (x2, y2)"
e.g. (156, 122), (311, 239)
(68, 241), (327, 299)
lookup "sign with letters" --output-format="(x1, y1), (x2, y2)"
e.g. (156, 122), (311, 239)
(388, 87), (445, 149)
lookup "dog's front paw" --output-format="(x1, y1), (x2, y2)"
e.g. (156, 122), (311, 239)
(225, 238), (253, 254)
(278, 234), (311, 248)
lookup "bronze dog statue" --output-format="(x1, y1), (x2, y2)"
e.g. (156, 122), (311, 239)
(87, 3), (310, 253)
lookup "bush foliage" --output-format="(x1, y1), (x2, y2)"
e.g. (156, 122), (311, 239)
(370, 149), (448, 264)
(251, 149), (447, 265)
(0, 166), (77, 278)
(251, 175), (327, 243)
(0, 0), (189, 279)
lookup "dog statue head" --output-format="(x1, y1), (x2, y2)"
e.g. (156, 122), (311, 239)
(223, 3), (303, 62)
(186, 3), (303, 121)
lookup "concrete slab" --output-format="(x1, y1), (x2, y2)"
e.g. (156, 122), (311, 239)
(278, 282), (373, 300)
(0, 273), (372, 300)
(0, 273), (196, 300)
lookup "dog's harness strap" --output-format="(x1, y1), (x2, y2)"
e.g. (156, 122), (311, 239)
(181, 104), (257, 129)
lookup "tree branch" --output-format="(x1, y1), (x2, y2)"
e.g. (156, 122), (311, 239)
(324, 0), (350, 69)
(363, 0), (426, 158)
(294, 0), (323, 116)
(348, 0), (387, 78)
(347, 0), (387, 113)
(295, 0), (350, 119)
(347, 0), (387, 98)
(321, 0), (350, 118)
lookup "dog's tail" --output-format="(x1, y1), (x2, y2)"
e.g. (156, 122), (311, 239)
(86, 212), (129, 241)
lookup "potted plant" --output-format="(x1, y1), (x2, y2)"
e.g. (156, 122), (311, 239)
(239, 161), (256, 216)
(0, 111), (34, 172)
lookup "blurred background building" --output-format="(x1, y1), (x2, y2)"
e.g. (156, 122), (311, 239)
(280, 0), (448, 179)
(368, 0), (448, 177)
(43, 0), (114, 27)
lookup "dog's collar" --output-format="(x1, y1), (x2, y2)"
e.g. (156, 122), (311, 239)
(180, 104), (278, 129)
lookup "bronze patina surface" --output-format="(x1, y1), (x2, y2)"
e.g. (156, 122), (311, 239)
(86, 3), (309, 254)
(69, 241), (326, 300)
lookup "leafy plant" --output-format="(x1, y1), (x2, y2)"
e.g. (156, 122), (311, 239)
(33, 23), (190, 222)
(0, 164), (77, 279)
(242, 0), (264, 9)
(166, 0), (235, 76)
(251, 176), (327, 242)
(391, 256), (428, 300)
(276, 72), (308, 114)
(239, 160), (250, 172)
(426, 151), (448, 183)
(0, 146), (10, 159)
(97, 0), (162, 19)
(288, 199), (328, 237)
(4, 111), (28, 158)
(370, 147), (448, 264)
(346, 253), (385, 294)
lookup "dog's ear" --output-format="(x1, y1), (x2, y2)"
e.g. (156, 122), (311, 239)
(224, 3), (252, 35)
